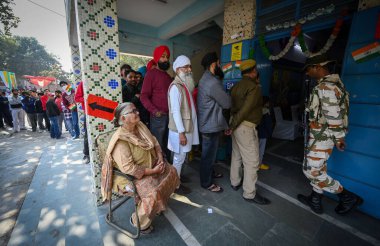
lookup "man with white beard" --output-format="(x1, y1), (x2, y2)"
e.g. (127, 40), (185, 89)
(167, 55), (199, 195)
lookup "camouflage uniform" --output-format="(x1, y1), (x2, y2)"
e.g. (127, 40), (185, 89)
(304, 74), (349, 194)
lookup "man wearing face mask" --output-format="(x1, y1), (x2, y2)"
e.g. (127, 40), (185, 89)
(197, 52), (230, 193)
(167, 55), (199, 195)
(141, 45), (172, 159)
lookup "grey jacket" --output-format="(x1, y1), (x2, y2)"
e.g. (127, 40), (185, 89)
(197, 70), (231, 133)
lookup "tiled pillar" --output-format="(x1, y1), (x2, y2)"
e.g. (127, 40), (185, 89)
(70, 45), (85, 138)
(223, 0), (256, 45)
(74, 0), (122, 205)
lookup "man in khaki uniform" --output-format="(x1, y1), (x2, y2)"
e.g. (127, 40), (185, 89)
(229, 59), (270, 205)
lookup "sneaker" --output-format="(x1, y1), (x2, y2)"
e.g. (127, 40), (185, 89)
(83, 155), (90, 164)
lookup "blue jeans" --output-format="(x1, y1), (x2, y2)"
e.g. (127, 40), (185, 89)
(49, 116), (61, 138)
(200, 132), (220, 188)
(150, 115), (170, 159)
(71, 111), (80, 138)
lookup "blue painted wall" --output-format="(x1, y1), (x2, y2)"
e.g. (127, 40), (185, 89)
(330, 6), (380, 219)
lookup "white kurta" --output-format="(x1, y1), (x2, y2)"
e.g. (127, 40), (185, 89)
(167, 85), (199, 154)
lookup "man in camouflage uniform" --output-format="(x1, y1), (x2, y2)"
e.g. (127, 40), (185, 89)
(297, 57), (363, 215)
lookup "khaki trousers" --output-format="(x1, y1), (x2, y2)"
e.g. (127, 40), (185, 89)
(230, 122), (260, 199)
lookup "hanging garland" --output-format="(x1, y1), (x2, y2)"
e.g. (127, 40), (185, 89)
(259, 24), (302, 61)
(259, 13), (346, 60)
(297, 16), (344, 57)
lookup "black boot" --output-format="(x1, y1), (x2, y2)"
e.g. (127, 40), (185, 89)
(335, 189), (363, 215)
(297, 191), (323, 214)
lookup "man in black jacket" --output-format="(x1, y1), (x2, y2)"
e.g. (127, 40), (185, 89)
(35, 92), (46, 131)
(0, 91), (13, 129)
(46, 93), (61, 139)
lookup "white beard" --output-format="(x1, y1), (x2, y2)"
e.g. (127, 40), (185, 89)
(178, 72), (195, 93)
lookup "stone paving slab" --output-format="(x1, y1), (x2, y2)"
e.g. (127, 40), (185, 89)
(4, 132), (380, 246)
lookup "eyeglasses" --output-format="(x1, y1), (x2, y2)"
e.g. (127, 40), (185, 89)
(123, 109), (139, 115)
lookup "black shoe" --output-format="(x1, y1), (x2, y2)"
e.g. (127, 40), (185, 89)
(231, 183), (242, 191)
(244, 193), (271, 205)
(175, 185), (191, 195)
(335, 189), (363, 215)
(297, 191), (323, 214)
(180, 175), (190, 183)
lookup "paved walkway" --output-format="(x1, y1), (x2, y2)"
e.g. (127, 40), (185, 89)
(2, 131), (380, 246)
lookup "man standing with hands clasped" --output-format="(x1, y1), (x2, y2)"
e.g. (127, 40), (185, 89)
(229, 59), (270, 205)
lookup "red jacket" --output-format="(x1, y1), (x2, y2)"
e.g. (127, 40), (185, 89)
(74, 81), (86, 113)
(41, 95), (48, 111)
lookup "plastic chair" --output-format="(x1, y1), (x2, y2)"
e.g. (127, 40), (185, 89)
(95, 130), (141, 239)
(272, 107), (300, 140)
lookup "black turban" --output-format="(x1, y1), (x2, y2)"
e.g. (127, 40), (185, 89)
(201, 52), (218, 69)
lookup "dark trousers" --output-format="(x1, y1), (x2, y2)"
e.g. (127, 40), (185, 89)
(49, 116), (61, 138)
(0, 108), (13, 127)
(43, 111), (50, 131)
(27, 113), (37, 131)
(83, 117), (89, 156)
(200, 132), (220, 188)
(37, 113), (45, 130)
(150, 114), (170, 160)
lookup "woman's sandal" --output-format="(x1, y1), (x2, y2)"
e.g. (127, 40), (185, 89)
(213, 172), (223, 178)
(130, 217), (154, 234)
(205, 184), (224, 193)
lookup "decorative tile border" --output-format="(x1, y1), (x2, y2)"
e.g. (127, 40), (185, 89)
(71, 45), (85, 137)
(74, 0), (122, 205)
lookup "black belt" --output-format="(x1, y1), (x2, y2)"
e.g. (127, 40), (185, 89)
(10, 104), (22, 109)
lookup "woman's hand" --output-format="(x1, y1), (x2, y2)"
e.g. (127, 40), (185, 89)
(152, 162), (165, 174)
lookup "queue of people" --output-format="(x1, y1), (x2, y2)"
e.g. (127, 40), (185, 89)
(101, 45), (363, 235)
(0, 84), (80, 141)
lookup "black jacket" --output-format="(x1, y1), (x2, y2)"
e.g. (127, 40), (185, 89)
(35, 99), (44, 113)
(46, 99), (60, 117)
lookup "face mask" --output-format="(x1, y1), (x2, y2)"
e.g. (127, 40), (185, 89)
(214, 65), (224, 79)
(158, 61), (170, 71)
(178, 72), (195, 93)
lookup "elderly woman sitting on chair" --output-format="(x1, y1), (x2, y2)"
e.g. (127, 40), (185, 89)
(101, 102), (179, 234)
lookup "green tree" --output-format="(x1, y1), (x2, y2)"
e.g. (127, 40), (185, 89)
(39, 64), (71, 81)
(120, 54), (151, 71)
(0, 0), (20, 36)
(0, 36), (65, 81)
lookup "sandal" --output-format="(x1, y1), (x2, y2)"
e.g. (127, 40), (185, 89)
(213, 172), (223, 178)
(130, 217), (154, 234)
(205, 184), (223, 193)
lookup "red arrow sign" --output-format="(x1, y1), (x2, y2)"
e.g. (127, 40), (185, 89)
(87, 94), (118, 121)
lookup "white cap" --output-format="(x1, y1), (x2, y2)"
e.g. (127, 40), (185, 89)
(173, 55), (191, 72)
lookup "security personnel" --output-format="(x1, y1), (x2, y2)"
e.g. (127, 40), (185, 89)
(298, 56), (363, 214)
(229, 59), (270, 205)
